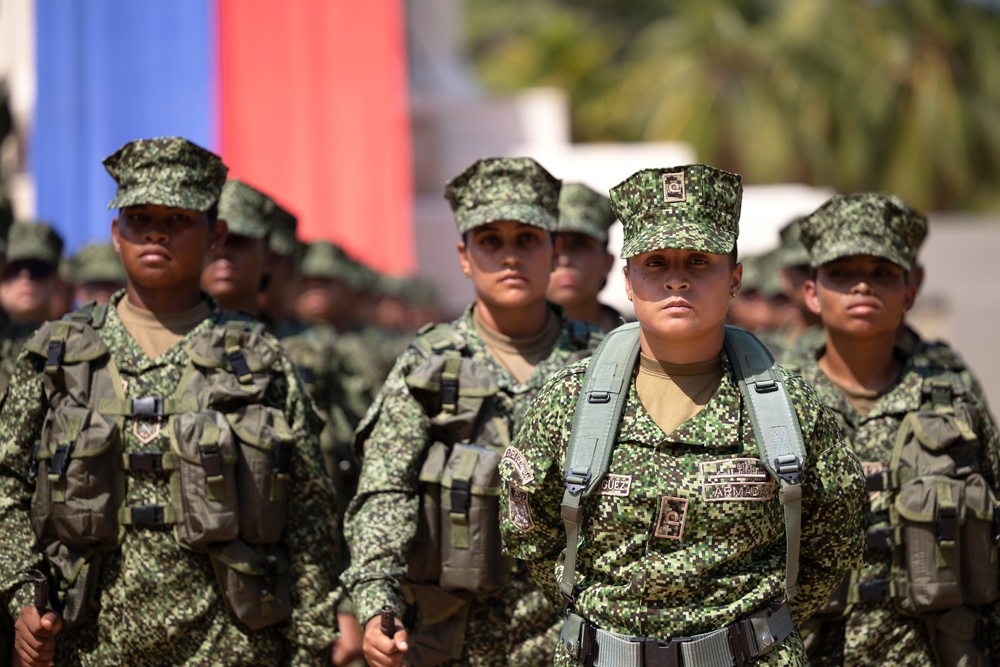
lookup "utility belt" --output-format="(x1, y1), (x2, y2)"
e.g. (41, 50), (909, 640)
(560, 601), (793, 667)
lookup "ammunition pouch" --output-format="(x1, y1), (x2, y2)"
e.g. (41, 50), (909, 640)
(400, 582), (473, 667)
(209, 539), (291, 630)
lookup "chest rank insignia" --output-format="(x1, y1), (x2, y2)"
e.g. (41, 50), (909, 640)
(662, 172), (686, 203)
(133, 418), (161, 445)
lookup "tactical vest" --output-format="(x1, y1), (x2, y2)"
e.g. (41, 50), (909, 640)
(815, 361), (998, 666)
(355, 319), (598, 666)
(26, 303), (295, 631)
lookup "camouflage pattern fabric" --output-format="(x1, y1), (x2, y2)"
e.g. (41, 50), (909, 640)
(70, 242), (126, 285)
(775, 216), (810, 269)
(218, 179), (275, 239)
(342, 304), (599, 667)
(799, 193), (928, 270)
(0, 321), (40, 398)
(444, 157), (561, 233)
(6, 220), (63, 265)
(104, 137), (228, 212)
(499, 352), (866, 667)
(557, 183), (616, 243)
(0, 292), (342, 666)
(266, 202), (303, 259)
(785, 341), (1000, 666)
(611, 164), (742, 258)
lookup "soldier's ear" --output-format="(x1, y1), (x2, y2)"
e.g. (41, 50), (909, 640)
(110, 218), (121, 253)
(457, 241), (472, 278)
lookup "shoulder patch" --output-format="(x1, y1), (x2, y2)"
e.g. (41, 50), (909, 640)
(508, 486), (535, 533)
(501, 446), (535, 486)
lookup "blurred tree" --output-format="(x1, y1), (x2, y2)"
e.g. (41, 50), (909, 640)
(462, 0), (1000, 211)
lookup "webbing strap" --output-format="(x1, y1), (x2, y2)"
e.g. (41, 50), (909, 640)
(560, 322), (642, 601)
(449, 448), (479, 549)
(723, 325), (806, 600)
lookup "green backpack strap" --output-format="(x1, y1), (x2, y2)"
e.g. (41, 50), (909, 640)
(559, 322), (641, 606)
(723, 325), (806, 600)
(410, 323), (468, 414)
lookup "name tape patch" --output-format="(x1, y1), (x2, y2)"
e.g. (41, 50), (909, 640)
(594, 474), (632, 497)
(700, 458), (776, 502)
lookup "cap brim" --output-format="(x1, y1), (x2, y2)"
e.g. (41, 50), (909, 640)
(459, 202), (557, 233)
(810, 238), (910, 270)
(621, 211), (735, 259)
(108, 183), (218, 212)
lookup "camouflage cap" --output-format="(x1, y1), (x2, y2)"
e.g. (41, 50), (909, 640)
(558, 183), (617, 243)
(218, 180), (274, 239)
(739, 249), (783, 297)
(800, 193), (928, 270)
(611, 164), (742, 259)
(266, 201), (304, 259)
(71, 242), (127, 285)
(300, 240), (352, 281)
(103, 137), (228, 211)
(6, 220), (64, 265)
(775, 216), (810, 268)
(444, 157), (560, 233)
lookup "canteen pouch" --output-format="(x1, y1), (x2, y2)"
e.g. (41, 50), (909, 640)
(401, 582), (472, 667)
(895, 476), (964, 613)
(45, 542), (103, 631)
(408, 441), (448, 583)
(227, 405), (294, 544)
(209, 539), (291, 630)
(438, 443), (512, 595)
(183, 322), (277, 408)
(169, 410), (240, 548)
(961, 474), (998, 605)
(925, 605), (986, 667)
(31, 406), (122, 549)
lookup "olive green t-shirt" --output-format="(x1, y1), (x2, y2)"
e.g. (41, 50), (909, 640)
(636, 353), (724, 436)
(474, 307), (562, 385)
(117, 295), (212, 360)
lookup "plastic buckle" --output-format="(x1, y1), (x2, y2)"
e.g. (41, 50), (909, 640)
(131, 505), (166, 528)
(632, 636), (688, 667)
(52, 444), (73, 477)
(200, 446), (223, 477)
(727, 619), (754, 667)
(28, 442), (41, 481)
(272, 441), (292, 475)
(587, 391), (611, 404)
(774, 455), (803, 485)
(45, 340), (65, 372)
(129, 451), (164, 473)
(579, 621), (598, 667)
(132, 396), (164, 417)
(866, 526), (896, 551)
(441, 377), (459, 412)
(450, 479), (471, 515)
(937, 505), (958, 542)
(564, 471), (592, 496)
(858, 578), (892, 602)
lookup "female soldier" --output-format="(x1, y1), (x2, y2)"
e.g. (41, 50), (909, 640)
(793, 194), (1000, 666)
(499, 164), (865, 666)
(342, 157), (601, 667)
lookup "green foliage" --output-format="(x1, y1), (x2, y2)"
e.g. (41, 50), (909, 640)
(461, 0), (1000, 211)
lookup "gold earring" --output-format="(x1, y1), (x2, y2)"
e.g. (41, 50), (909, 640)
(463, 267), (471, 276)
(730, 291), (737, 299)
(627, 294), (633, 302)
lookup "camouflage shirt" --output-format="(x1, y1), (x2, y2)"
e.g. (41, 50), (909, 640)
(342, 304), (599, 666)
(789, 344), (1000, 666)
(499, 350), (866, 667)
(0, 292), (342, 666)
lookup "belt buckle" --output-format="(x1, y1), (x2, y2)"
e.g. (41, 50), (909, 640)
(631, 635), (688, 667)
(727, 619), (754, 667)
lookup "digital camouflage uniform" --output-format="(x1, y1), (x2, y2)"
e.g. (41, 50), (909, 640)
(785, 193), (1000, 666)
(343, 157), (601, 667)
(500, 165), (867, 667)
(0, 220), (65, 394)
(0, 137), (342, 666)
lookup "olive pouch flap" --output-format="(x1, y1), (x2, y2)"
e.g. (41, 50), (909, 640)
(401, 582), (472, 667)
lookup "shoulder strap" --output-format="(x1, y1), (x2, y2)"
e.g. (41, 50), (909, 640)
(723, 325), (806, 600)
(63, 300), (109, 328)
(410, 322), (467, 358)
(559, 322), (641, 605)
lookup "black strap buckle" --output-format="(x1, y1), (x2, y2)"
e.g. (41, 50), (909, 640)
(45, 340), (65, 372)
(440, 377), (458, 411)
(28, 442), (41, 481)
(450, 478), (471, 516)
(129, 451), (165, 473)
(587, 391), (611, 404)
(858, 578), (892, 602)
(51, 444), (74, 477)
(937, 505), (958, 542)
(579, 621), (598, 667)
(727, 619), (754, 667)
(131, 505), (166, 528)
(774, 454), (803, 485)
(200, 446), (223, 477)
(132, 397), (165, 417)
(633, 636), (689, 667)
(866, 526), (896, 551)
(227, 350), (252, 382)
(272, 441), (292, 476)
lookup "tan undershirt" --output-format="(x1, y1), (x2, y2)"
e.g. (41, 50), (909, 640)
(117, 295), (212, 360)
(636, 353), (724, 436)
(473, 307), (562, 385)
(827, 377), (881, 417)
